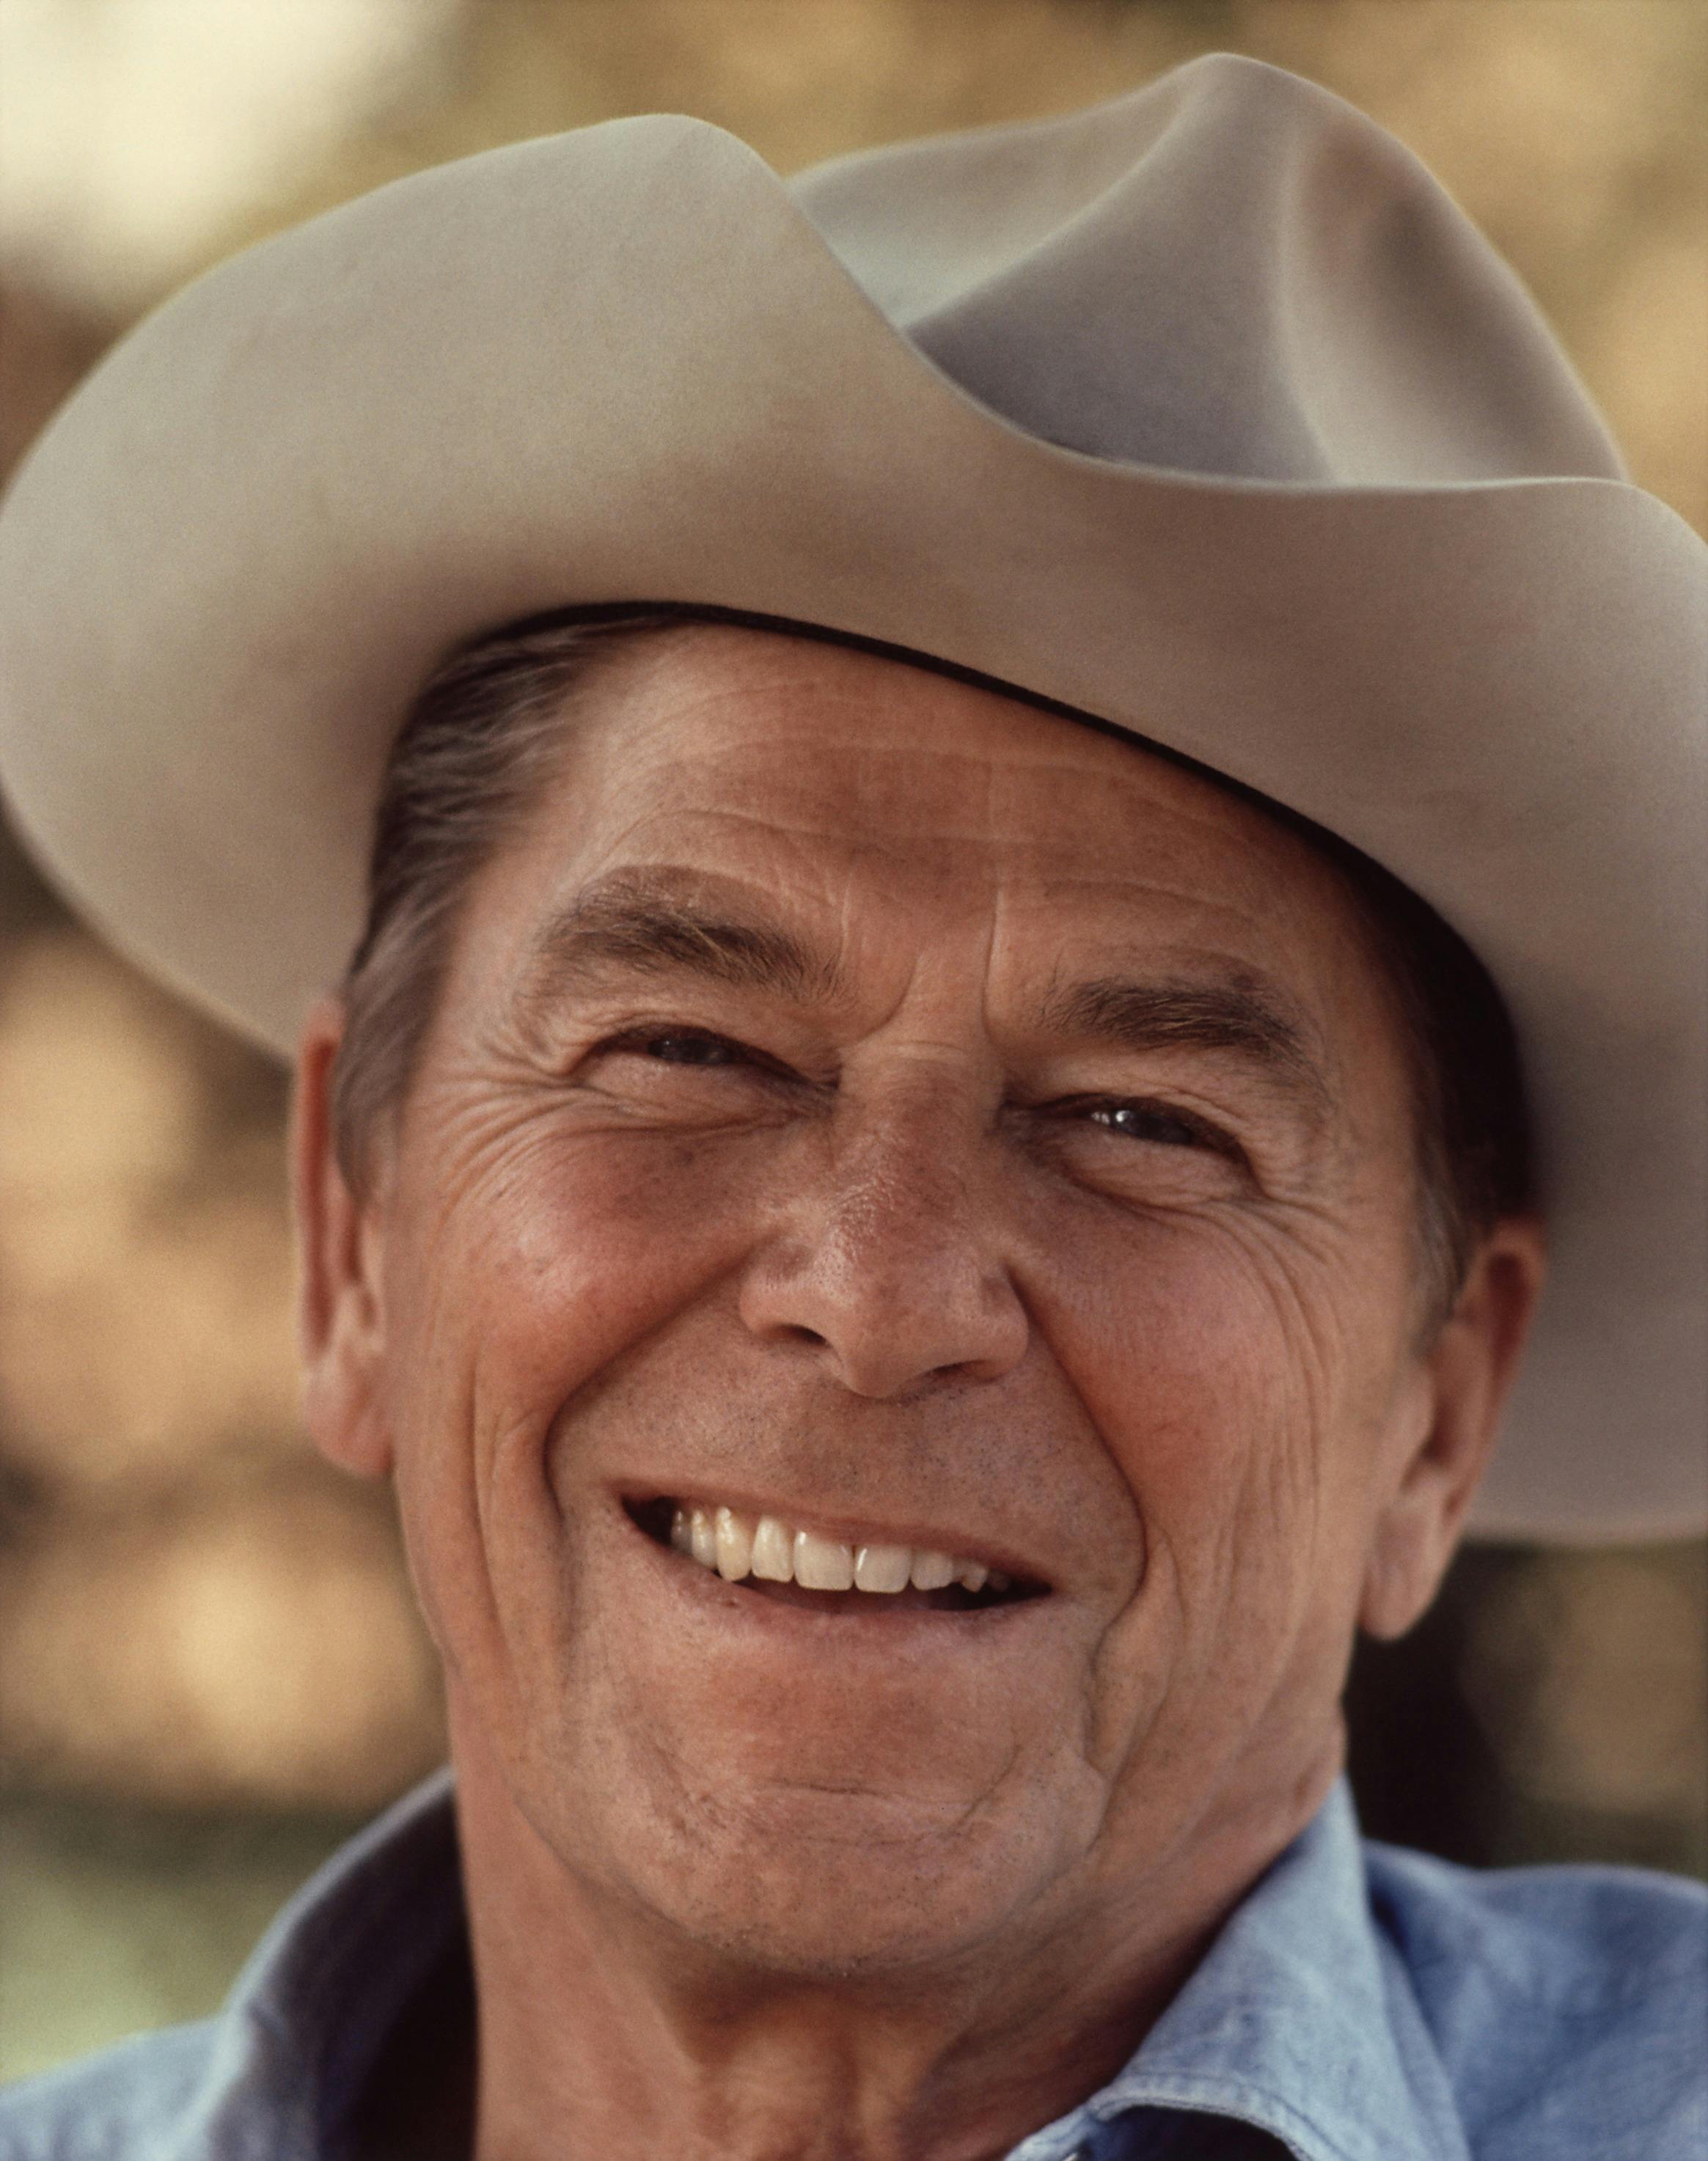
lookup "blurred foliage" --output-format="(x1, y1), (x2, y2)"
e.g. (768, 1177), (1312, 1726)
(0, 1791), (369, 2083)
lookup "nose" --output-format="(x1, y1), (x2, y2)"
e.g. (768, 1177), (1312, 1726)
(737, 1075), (1029, 1398)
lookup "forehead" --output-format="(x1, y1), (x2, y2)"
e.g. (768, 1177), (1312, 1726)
(515, 623), (1379, 988)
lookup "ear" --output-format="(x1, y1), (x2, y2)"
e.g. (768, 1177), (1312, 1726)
(290, 997), (394, 1478)
(1360, 1219), (1547, 1640)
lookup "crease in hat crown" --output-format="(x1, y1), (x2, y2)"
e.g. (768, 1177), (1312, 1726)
(790, 54), (1625, 485)
(0, 52), (1701, 1542)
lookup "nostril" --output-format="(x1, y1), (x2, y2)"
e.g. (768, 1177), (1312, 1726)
(737, 1222), (1028, 1398)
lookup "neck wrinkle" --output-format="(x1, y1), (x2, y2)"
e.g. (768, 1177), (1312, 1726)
(450, 1696), (1338, 2161)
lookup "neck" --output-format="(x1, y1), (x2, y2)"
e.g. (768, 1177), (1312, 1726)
(447, 1709), (1339, 2161)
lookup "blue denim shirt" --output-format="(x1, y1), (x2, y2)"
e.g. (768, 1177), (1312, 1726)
(3, 1772), (1703, 2160)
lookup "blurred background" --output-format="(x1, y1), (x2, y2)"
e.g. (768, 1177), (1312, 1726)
(1, 0), (1704, 2083)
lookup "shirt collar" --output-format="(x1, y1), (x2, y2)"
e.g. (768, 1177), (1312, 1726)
(1065, 1782), (1469, 2161)
(176, 1766), (465, 2158)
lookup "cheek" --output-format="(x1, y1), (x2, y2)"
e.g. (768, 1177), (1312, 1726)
(400, 1121), (766, 1416)
(377, 1123), (769, 1683)
(1030, 1197), (1407, 1667)
(1046, 1207), (1331, 1475)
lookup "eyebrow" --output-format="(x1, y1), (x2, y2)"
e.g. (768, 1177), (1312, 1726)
(1038, 972), (1330, 1108)
(514, 873), (848, 1015)
(513, 875), (1328, 1109)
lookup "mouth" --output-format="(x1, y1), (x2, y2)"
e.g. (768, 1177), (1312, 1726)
(624, 1496), (1048, 1615)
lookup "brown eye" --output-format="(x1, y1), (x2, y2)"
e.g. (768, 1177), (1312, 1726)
(1068, 1098), (1253, 1178)
(1089, 1102), (1204, 1149)
(637, 1030), (748, 1066)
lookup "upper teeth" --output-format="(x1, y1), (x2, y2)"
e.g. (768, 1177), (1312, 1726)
(667, 1503), (1008, 1596)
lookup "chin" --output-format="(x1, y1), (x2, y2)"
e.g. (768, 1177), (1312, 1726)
(606, 1772), (1071, 1980)
(700, 1754), (1102, 1979)
(653, 1854), (1014, 1979)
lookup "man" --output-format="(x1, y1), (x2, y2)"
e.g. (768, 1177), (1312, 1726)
(0, 49), (1701, 2161)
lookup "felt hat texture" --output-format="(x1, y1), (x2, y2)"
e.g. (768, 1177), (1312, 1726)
(0, 54), (1701, 1539)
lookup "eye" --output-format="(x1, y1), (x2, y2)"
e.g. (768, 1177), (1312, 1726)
(592, 1024), (804, 1088)
(1086, 1101), (1206, 1149)
(1060, 1096), (1251, 1177)
(628, 1028), (751, 1068)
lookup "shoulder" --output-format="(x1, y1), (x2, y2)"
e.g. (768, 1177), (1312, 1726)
(1365, 1835), (1707, 2007)
(0, 2022), (218, 2161)
(1365, 1838), (1707, 2160)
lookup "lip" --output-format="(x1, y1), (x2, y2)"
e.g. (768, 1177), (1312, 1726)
(615, 1481), (1053, 1591)
(615, 1494), (1058, 1643)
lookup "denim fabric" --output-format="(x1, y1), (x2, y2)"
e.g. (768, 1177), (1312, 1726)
(3, 1774), (1702, 2160)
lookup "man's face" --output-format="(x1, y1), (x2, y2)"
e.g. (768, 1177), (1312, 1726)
(327, 626), (1481, 1975)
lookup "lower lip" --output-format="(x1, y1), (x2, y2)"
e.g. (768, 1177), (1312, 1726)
(618, 1505), (1053, 1657)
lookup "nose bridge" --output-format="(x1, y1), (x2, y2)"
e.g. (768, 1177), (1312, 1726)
(741, 1054), (1028, 1395)
(832, 1062), (983, 1268)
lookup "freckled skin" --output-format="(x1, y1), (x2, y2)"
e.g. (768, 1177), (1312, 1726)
(294, 626), (1544, 2161)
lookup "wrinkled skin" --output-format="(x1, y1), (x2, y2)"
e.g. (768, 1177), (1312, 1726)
(295, 625), (1543, 2160)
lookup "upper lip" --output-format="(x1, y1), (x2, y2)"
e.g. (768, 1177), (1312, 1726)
(619, 1483), (1053, 1589)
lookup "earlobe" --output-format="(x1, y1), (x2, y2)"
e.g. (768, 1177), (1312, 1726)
(1360, 1221), (1547, 1640)
(291, 997), (395, 1479)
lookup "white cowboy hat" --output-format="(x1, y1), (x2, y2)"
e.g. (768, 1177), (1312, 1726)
(0, 54), (1701, 1541)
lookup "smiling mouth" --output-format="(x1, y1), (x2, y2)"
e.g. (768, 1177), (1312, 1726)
(626, 1497), (1047, 1613)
